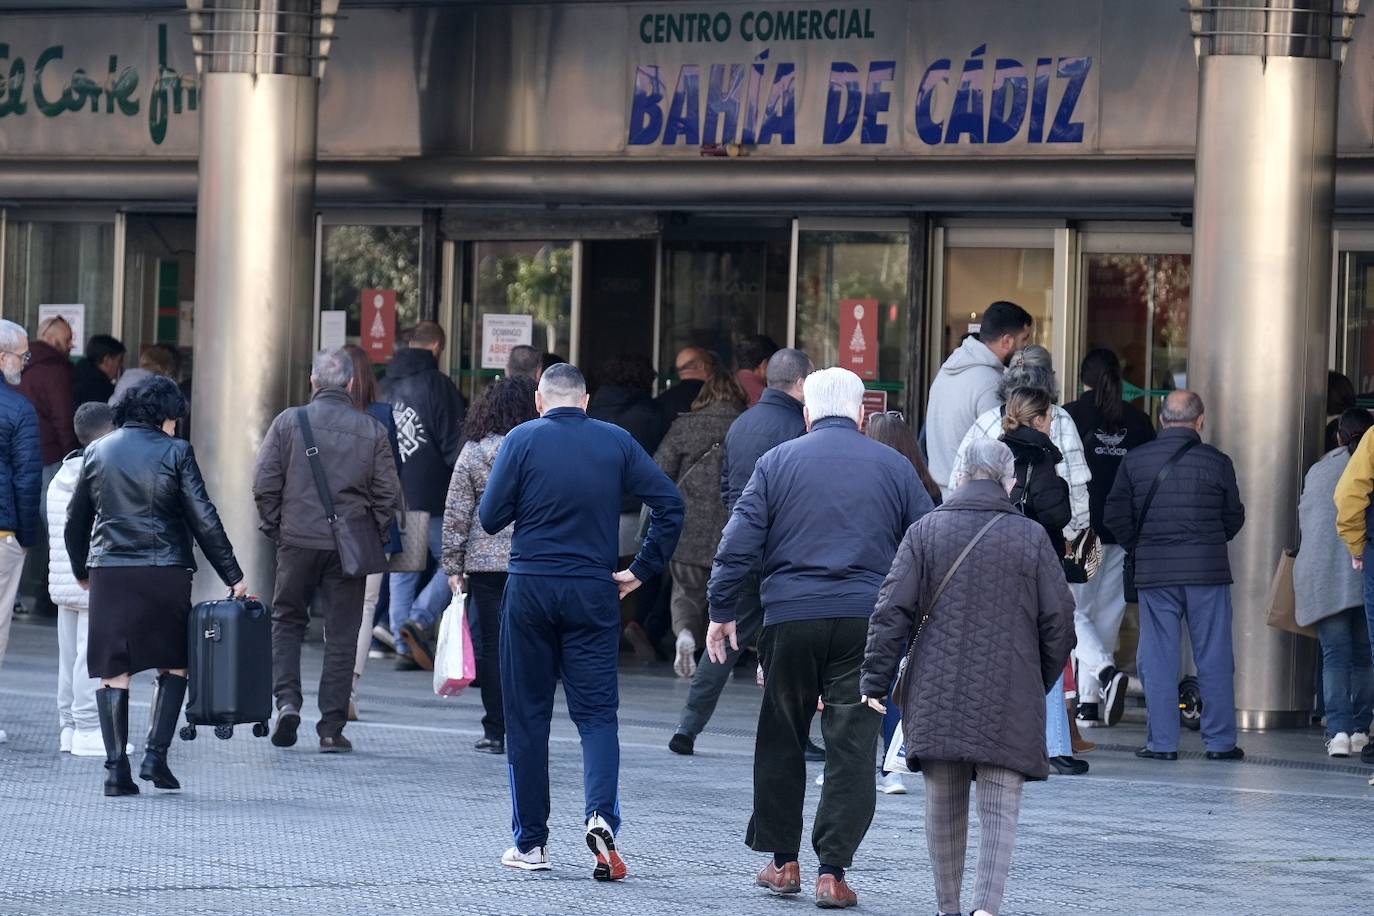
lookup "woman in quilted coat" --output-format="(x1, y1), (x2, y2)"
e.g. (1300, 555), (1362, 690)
(860, 437), (1075, 916)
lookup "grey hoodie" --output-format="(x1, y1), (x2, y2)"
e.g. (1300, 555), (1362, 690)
(924, 336), (1005, 495)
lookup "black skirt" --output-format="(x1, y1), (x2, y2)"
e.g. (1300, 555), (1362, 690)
(87, 566), (193, 678)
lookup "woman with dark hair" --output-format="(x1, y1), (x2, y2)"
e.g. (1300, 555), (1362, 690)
(1327, 371), (1358, 452)
(1063, 349), (1155, 728)
(442, 376), (538, 754)
(344, 344), (403, 718)
(66, 375), (245, 797)
(653, 369), (747, 679)
(1298, 407), (1374, 757)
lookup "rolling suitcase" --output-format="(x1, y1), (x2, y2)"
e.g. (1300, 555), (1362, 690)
(181, 596), (273, 741)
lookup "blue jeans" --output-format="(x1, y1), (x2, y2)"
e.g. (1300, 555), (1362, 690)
(1316, 607), (1374, 736)
(388, 516), (450, 655)
(1137, 585), (1238, 753)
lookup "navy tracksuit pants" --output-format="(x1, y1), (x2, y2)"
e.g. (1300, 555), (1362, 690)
(1137, 584), (1238, 753)
(502, 573), (622, 853)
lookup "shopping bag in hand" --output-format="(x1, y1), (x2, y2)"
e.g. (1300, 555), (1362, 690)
(882, 721), (911, 774)
(433, 592), (476, 697)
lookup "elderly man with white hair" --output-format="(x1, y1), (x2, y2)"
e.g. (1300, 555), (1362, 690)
(706, 366), (933, 909)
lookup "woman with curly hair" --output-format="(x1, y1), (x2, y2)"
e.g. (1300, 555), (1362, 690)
(442, 375), (538, 754)
(66, 375), (245, 797)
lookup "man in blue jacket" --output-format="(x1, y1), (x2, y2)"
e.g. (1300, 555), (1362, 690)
(1104, 390), (1246, 763)
(706, 367), (933, 909)
(669, 347), (811, 755)
(0, 319), (43, 744)
(479, 362), (683, 881)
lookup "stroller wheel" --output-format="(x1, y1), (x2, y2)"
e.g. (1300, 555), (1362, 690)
(1179, 676), (1203, 731)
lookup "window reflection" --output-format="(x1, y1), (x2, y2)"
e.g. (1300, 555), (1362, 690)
(942, 248), (1054, 358)
(321, 225), (421, 343)
(1082, 253), (1191, 412)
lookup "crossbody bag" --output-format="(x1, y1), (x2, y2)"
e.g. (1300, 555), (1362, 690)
(1122, 438), (1200, 603)
(297, 407), (389, 579)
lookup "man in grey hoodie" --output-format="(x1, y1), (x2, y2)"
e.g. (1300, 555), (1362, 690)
(925, 301), (1034, 498)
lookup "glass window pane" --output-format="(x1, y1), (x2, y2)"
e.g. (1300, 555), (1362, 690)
(795, 230), (910, 414)
(1344, 253), (1374, 396)
(470, 241), (573, 394)
(320, 224), (422, 349)
(941, 247), (1054, 358)
(2, 220), (116, 346)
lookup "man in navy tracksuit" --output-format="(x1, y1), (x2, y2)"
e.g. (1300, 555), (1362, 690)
(479, 363), (683, 880)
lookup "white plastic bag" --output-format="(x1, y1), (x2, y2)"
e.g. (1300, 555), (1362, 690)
(433, 591), (476, 697)
(882, 721), (911, 774)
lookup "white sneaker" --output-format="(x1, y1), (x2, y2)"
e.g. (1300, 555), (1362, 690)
(501, 845), (551, 871)
(673, 630), (697, 679)
(71, 728), (104, 757)
(877, 771), (907, 795)
(0, 728), (7, 744)
(1327, 732), (1352, 758)
(59, 726), (74, 753)
(814, 772), (824, 786)
(585, 813), (627, 881)
(1352, 732), (1370, 754)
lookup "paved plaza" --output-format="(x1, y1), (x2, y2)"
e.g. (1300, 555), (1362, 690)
(1, 618), (1371, 915)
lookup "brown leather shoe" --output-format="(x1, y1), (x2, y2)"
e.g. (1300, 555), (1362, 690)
(755, 861), (801, 895)
(815, 874), (857, 909)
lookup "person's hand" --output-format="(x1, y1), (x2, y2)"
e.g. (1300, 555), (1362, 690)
(1355, 555), (1365, 571)
(448, 574), (467, 594)
(612, 569), (642, 600)
(230, 582), (248, 599)
(860, 695), (888, 715)
(78, 580), (89, 592)
(706, 619), (738, 664)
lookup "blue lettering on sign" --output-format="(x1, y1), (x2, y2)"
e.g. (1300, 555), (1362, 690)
(987, 58), (1028, 144)
(663, 64), (701, 144)
(860, 60), (894, 144)
(944, 45), (986, 144)
(822, 61), (861, 144)
(704, 63), (745, 144)
(914, 58), (951, 145)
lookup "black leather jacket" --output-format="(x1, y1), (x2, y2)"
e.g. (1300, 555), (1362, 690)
(65, 423), (243, 585)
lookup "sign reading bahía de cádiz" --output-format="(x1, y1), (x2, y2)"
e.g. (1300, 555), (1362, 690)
(628, 5), (1094, 149)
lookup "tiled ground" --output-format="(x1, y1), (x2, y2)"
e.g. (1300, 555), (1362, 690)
(1, 618), (1371, 915)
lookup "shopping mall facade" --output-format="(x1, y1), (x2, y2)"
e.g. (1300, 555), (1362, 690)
(0, 0), (1364, 725)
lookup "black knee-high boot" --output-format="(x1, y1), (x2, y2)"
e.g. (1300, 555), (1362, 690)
(140, 673), (187, 790)
(96, 687), (140, 797)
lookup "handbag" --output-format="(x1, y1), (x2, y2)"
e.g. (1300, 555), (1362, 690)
(433, 590), (477, 696)
(297, 407), (389, 579)
(1063, 528), (1103, 584)
(1123, 439), (1200, 603)
(892, 514), (1005, 703)
(389, 495), (430, 573)
(1264, 550), (1317, 639)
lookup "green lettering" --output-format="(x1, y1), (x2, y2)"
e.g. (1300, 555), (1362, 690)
(667, 14), (682, 43)
(33, 45), (69, 117)
(774, 11), (793, 41)
(639, 14), (653, 44)
(0, 45), (27, 117)
(808, 10), (822, 40)
(864, 8), (875, 39)
(740, 11), (755, 41)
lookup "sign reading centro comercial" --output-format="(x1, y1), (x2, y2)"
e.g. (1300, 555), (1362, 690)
(627, 4), (1095, 151)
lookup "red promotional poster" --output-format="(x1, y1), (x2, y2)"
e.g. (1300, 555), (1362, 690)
(839, 298), (879, 379)
(361, 289), (397, 362)
(861, 389), (888, 426)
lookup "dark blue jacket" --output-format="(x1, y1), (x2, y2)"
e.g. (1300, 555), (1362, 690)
(720, 387), (807, 510)
(709, 416), (934, 626)
(368, 400), (404, 554)
(381, 347), (466, 516)
(479, 407), (684, 583)
(1103, 427), (1245, 588)
(0, 380), (42, 546)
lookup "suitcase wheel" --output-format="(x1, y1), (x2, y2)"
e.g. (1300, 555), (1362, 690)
(252, 722), (269, 738)
(179, 725), (197, 741)
(214, 725), (234, 740)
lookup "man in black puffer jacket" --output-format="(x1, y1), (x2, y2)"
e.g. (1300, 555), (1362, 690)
(380, 321), (466, 670)
(1104, 390), (1245, 763)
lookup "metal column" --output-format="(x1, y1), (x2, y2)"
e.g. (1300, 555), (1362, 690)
(1187, 1), (1356, 728)
(186, 1), (336, 600)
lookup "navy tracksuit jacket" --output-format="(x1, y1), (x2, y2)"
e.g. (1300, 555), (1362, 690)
(479, 406), (683, 852)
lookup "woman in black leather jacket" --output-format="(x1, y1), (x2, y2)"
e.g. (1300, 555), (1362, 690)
(66, 376), (246, 797)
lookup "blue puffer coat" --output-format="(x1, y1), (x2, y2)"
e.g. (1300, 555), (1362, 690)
(0, 380), (43, 546)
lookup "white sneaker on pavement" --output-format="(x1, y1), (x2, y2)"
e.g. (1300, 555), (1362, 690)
(877, 771), (907, 795)
(1327, 732), (1352, 758)
(585, 813), (628, 881)
(501, 845), (551, 871)
(1352, 732), (1370, 754)
(71, 728), (104, 757)
(0, 728), (8, 744)
(814, 772), (824, 786)
(59, 726), (74, 753)
(673, 630), (697, 679)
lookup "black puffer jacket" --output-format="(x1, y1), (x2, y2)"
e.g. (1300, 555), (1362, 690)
(65, 423), (242, 585)
(381, 348), (465, 515)
(860, 479), (1076, 780)
(1103, 427), (1245, 588)
(1002, 425), (1071, 557)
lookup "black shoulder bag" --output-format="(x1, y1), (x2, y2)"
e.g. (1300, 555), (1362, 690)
(1122, 438), (1200, 603)
(297, 407), (389, 579)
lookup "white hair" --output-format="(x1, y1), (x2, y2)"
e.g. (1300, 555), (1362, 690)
(802, 367), (864, 424)
(0, 319), (26, 353)
(953, 438), (1016, 491)
(311, 347), (353, 390)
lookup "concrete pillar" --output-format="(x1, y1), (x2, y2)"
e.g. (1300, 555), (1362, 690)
(186, 1), (332, 600)
(1188, 2), (1345, 727)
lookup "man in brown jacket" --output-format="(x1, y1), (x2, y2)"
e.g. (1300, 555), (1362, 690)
(253, 348), (400, 753)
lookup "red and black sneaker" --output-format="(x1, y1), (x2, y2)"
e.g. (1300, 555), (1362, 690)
(585, 814), (627, 881)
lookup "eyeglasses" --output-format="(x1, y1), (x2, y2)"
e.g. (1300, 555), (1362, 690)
(1, 349), (30, 365)
(877, 410), (905, 421)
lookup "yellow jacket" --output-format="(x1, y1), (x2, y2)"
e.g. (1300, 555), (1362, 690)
(1334, 431), (1374, 557)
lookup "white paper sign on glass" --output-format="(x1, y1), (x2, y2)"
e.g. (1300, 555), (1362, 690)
(320, 310), (348, 351)
(481, 314), (534, 370)
(38, 304), (86, 356)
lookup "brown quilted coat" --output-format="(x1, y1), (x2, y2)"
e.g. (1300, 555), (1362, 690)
(860, 478), (1076, 780)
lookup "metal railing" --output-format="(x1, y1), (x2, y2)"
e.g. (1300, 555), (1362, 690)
(185, 0), (341, 78)
(1186, 0), (1362, 60)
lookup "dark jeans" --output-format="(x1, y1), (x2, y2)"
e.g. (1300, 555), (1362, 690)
(677, 570), (764, 737)
(271, 545), (365, 738)
(1317, 606), (1374, 736)
(747, 617), (880, 869)
(469, 571), (508, 740)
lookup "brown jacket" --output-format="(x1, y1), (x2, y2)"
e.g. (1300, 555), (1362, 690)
(17, 341), (76, 465)
(653, 402), (740, 568)
(253, 388), (401, 551)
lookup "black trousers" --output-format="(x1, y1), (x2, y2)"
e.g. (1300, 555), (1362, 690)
(271, 545), (365, 738)
(747, 617), (880, 869)
(468, 571), (508, 740)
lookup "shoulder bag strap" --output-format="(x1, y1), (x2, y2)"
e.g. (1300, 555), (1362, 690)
(677, 441), (722, 487)
(1136, 438), (1201, 537)
(297, 407), (338, 524)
